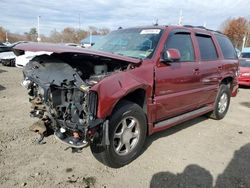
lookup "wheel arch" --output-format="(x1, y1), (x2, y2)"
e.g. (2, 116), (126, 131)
(220, 76), (234, 91)
(115, 88), (147, 112)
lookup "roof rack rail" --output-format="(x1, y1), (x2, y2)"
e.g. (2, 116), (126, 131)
(183, 25), (207, 30)
(195, 26), (206, 29)
(183, 25), (223, 34)
(183, 25), (193, 28)
(215, 30), (223, 34)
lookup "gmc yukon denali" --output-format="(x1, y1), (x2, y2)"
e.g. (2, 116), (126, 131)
(14, 25), (239, 168)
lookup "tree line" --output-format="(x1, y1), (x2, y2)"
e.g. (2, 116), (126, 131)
(0, 26), (110, 44)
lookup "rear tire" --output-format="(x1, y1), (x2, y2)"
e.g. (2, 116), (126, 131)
(90, 100), (147, 168)
(208, 84), (230, 120)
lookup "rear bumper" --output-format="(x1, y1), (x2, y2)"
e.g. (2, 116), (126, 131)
(231, 84), (239, 97)
(239, 81), (250, 87)
(239, 76), (250, 87)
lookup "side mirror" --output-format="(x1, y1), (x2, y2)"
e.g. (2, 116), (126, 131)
(161, 48), (181, 62)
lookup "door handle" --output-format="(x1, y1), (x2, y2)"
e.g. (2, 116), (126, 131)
(193, 68), (200, 75)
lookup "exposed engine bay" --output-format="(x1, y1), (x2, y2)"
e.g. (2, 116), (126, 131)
(22, 53), (133, 148)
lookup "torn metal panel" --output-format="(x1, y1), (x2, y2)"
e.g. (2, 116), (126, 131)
(23, 55), (84, 88)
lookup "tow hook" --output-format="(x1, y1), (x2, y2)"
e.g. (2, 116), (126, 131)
(29, 120), (47, 144)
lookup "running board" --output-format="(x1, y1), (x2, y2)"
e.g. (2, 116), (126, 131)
(154, 106), (212, 129)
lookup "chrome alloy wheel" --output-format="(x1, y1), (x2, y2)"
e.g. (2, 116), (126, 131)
(113, 116), (140, 156)
(218, 93), (228, 113)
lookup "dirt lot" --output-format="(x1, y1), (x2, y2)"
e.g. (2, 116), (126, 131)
(0, 64), (250, 188)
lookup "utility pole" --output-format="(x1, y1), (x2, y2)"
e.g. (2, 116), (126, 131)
(5, 32), (8, 42)
(178, 10), (183, 25)
(37, 16), (41, 42)
(242, 35), (247, 51)
(89, 30), (92, 46)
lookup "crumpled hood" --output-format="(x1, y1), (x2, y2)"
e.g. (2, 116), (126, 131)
(23, 55), (84, 88)
(13, 42), (142, 65)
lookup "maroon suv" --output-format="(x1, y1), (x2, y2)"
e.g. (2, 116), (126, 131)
(14, 25), (239, 168)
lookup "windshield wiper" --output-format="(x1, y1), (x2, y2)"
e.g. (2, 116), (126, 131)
(111, 52), (143, 60)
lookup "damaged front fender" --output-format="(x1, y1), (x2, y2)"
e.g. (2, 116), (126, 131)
(91, 70), (152, 119)
(21, 50), (145, 148)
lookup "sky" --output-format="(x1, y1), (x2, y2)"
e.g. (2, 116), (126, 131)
(0, 0), (249, 36)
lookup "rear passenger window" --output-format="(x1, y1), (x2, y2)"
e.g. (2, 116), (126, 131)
(196, 34), (218, 61)
(215, 35), (237, 59)
(165, 33), (194, 62)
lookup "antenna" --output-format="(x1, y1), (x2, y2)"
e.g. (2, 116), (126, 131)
(154, 18), (159, 26)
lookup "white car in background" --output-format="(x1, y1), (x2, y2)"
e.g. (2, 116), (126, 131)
(1, 52), (16, 66)
(15, 51), (52, 68)
(0, 44), (16, 65)
(0, 51), (16, 62)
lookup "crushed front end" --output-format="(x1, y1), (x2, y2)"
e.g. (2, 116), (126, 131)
(22, 55), (107, 148)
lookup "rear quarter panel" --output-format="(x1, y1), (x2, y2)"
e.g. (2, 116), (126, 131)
(220, 59), (239, 96)
(211, 33), (239, 97)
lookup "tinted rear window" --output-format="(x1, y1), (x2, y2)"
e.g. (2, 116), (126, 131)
(196, 34), (218, 61)
(216, 35), (237, 59)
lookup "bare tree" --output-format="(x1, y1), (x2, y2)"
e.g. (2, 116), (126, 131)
(0, 26), (6, 42)
(25, 28), (38, 42)
(0, 25), (110, 44)
(221, 17), (250, 49)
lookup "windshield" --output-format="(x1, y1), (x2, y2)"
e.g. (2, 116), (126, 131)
(92, 28), (163, 59)
(240, 59), (250, 67)
(241, 52), (250, 58)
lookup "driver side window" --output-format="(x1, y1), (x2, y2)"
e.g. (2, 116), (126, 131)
(165, 33), (195, 62)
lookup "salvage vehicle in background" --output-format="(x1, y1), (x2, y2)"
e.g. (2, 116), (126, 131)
(14, 25), (239, 168)
(0, 41), (29, 66)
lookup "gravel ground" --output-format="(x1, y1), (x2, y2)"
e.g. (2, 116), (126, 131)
(0, 64), (250, 188)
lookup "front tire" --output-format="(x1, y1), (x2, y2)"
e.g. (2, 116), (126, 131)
(208, 84), (231, 120)
(90, 100), (147, 168)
